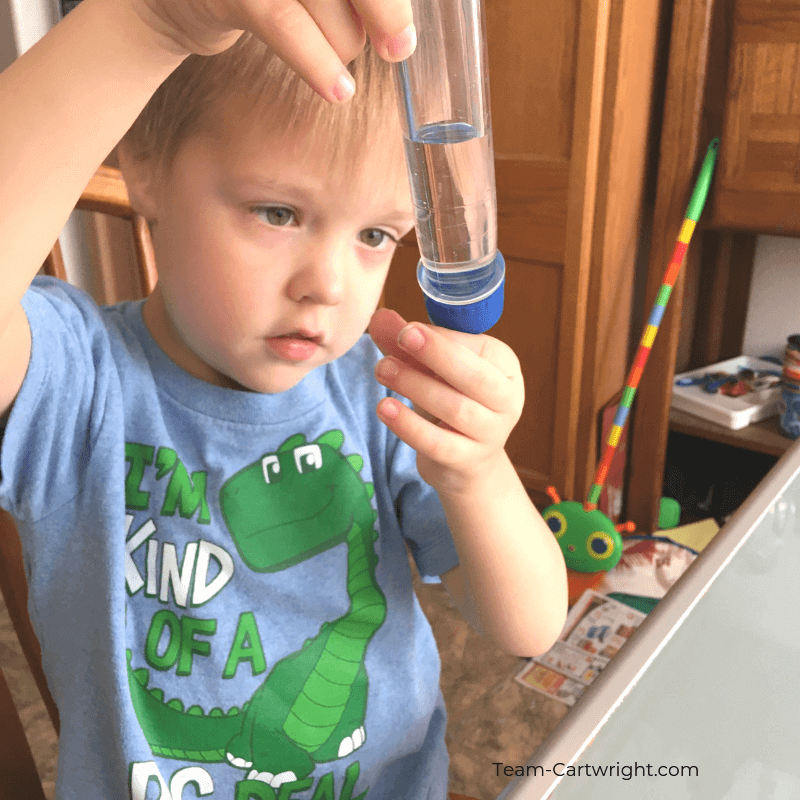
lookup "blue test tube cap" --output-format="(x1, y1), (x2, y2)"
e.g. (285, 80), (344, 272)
(417, 251), (505, 334)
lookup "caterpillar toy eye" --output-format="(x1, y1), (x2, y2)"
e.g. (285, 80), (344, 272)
(543, 510), (567, 538)
(587, 531), (616, 560)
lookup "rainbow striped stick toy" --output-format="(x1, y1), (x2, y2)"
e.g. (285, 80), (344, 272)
(584, 138), (720, 512)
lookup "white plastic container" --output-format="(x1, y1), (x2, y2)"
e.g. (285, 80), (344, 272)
(671, 355), (783, 430)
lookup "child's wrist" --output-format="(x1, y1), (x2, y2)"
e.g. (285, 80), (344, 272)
(88, 0), (192, 66)
(123, 0), (200, 59)
(429, 450), (511, 503)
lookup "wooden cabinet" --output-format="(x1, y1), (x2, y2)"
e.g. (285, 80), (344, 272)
(383, 0), (667, 505)
(714, 0), (800, 234)
(626, 0), (799, 532)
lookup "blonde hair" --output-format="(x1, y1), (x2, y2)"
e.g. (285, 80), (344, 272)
(120, 32), (404, 181)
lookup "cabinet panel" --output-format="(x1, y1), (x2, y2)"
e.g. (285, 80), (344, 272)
(496, 159), (568, 265)
(487, 0), (578, 158)
(713, 0), (800, 232)
(736, 0), (800, 41)
(500, 261), (560, 485)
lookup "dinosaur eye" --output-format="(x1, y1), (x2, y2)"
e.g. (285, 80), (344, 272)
(586, 531), (616, 560)
(261, 454), (281, 484)
(294, 444), (322, 474)
(543, 509), (567, 538)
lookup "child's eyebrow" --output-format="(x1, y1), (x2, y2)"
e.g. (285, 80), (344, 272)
(377, 210), (416, 225)
(233, 175), (414, 225)
(233, 176), (318, 204)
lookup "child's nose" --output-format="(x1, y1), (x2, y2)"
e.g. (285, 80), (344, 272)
(288, 244), (346, 306)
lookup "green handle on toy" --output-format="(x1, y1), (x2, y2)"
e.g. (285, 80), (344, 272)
(685, 138), (719, 222)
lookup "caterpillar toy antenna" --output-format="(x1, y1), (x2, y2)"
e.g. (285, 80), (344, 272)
(584, 138), (720, 512)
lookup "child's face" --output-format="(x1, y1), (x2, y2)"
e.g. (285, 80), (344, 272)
(135, 104), (414, 394)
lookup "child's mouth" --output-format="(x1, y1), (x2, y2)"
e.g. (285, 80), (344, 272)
(266, 333), (321, 361)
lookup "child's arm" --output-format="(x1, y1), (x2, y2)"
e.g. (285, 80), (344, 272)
(435, 454), (568, 657)
(369, 308), (569, 658)
(0, 0), (186, 422)
(0, 0), (415, 425)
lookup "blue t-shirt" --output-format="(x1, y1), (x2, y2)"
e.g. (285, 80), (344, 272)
(0, 276), (460, 800)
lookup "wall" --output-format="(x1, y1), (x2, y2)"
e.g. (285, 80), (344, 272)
(9, 0), (56, 49)
(743, 237), (800, 361)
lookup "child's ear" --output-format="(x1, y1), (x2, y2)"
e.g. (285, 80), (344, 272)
(116, 141), (163, 223)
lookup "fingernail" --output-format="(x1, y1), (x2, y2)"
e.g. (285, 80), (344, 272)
(379, 398), (400, 419)
(385, 23), (417, 60)
(330, 69), (355, 102)
(377, 357), (399, 379)
(398, 324), (425, 351)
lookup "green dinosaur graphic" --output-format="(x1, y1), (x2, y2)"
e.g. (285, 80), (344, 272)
(127, 430), (387, 791)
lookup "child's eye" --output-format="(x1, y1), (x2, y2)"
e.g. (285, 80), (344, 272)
(359, 228), (398, 249)
(252, 206), (296, 226)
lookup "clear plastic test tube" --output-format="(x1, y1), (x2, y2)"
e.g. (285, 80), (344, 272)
(393, 0), (504, 334)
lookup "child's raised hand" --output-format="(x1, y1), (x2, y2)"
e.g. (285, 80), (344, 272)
(368, 308), (525, 498)
(130, 0), (416, 102)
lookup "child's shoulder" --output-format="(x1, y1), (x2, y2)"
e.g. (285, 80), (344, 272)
(27, 275), (119, 322)
(28, 274), (98, 307)
(22, 276), (104, 342)
(23, 275), (145, 365)
(26, 275), (140, 325)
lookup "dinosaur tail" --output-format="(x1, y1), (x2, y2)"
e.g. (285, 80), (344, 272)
(283, 520), (386, 751)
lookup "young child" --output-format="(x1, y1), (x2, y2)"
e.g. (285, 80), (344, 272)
(0, 0), (568, 797)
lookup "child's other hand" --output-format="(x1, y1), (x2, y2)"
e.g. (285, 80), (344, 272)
(369, 308), (525, 498)
(130, 0), (416, 101)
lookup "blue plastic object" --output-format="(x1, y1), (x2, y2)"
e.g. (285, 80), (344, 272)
(417, 251), (505, 333)
(780, 389), (800, 439)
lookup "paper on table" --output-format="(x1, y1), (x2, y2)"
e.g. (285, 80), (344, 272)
(515, 591), (648, 706)
(663, 517), (719, 553)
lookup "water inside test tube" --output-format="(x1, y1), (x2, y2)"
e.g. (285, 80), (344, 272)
(404, 121), (496, 292)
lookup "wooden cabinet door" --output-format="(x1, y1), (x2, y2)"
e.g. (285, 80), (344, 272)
(383, 0), (664, 505)
(713, 0), (800, 233)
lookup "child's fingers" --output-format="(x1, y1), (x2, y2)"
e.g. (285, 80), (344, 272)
(370, 309), (521, 391)
(296, 0), (367, 64)
(246, 0), (415, 103)
(377, 397), (469, 466)
(376, 357), (491, 441)
(245, 0), (362, 103)
(368, 308), (437, 378)
(424, 323), (522, 382)
(348, 0), (416, 61)
(394, 323), (519, 415)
